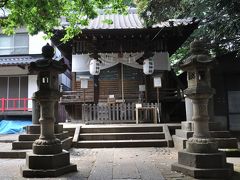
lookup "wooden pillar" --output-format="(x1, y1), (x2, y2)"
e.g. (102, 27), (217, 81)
(72, 72), (76, 91)
(93, 75), (99, 104)
(144, 75), (150, 102)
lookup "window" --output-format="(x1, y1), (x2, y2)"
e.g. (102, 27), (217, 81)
(0, 33), (29, 55)
(0, 76), (28, 108)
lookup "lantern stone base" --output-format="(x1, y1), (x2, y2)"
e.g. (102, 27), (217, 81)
(21, 150), (77, 177)
(171, 150), (233, 179)
(32, 140), (62, 155)
(187, 138), (218, 153)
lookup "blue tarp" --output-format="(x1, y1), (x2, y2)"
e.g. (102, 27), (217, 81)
(0, 120), (32, 134)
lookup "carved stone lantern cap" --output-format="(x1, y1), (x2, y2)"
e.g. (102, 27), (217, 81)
(180, 40), (213, 71)
(42, 43), (54, 59)
(29, 43), (67, 74)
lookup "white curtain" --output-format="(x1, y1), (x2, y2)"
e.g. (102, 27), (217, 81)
(72, 52), (170, 72)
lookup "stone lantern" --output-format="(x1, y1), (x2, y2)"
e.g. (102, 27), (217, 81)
(171, 40), (233, 179)
(21, 44), (77, 177)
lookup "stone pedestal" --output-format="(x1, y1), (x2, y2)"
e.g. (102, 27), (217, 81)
(21, 90), (77, 177)
(21, 44), (77, 177)
(171, 40), (233, 179)
(172, 96), (233, 179)
(172, 151), (233, 178)
(21, 150), (76, 177)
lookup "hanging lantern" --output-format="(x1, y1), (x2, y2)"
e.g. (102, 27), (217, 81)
(89, 59), (100, 75)
(143, 58), (154, 75)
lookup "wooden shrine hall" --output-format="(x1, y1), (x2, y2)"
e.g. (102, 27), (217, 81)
(52, 8), (198, 124)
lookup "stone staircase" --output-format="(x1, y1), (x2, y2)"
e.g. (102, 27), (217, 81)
(173, 129), (238, 150)
(12, 124), (72, 150)
(211, 131), (238, 149)
(72, 124), (174, 148)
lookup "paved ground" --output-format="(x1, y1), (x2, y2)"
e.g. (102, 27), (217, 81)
(0, 134), (240, 180)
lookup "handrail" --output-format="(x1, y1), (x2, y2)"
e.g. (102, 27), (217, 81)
(0, 97), (32, 112)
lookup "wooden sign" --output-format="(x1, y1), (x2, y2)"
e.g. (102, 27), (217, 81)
(81, 79), (88, 89)
(154, 77), (162, 87)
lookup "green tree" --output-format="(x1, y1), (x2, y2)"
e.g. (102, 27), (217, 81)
(136, 0), (240, 59)
(0, 0), (131, 42)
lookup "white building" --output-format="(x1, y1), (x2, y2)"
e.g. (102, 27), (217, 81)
(0, 29), (71, 119)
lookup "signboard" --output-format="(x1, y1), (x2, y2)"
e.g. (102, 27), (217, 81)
(81, 79), (88, 89)
(154, 77), (162, 87)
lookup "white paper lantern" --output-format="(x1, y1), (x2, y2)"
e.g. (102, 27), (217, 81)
(143, 58), (154, 75)
(89, 59), (100, 75)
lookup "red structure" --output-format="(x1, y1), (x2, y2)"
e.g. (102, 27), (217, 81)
(0, 98), (32, 112)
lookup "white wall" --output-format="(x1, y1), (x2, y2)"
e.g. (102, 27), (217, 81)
(28, 75), (38, 109)
(29, 32), (50, 54)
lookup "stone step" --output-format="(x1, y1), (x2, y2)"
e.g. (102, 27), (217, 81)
(18, 131), (69, 141)
(63, 127), (76, 136)
(214, 138), (238, 149)
(62, 137), (73, 150)
(12, 141), (32, 149)
(79, 132), (165, 140)
(175, 130), (233, 139)
(12, 137), (73, 150)
(80, 125), (163, 133)
(0, 150), (30, 159)
(210, 131), (232, 138)
(75, 139), (168, 148)
(26, 124), (63, 134)
(173, 135), (238, 150)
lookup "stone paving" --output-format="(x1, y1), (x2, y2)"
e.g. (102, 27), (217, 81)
(0, 134), (240, 179)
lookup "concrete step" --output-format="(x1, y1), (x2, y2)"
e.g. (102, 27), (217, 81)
(214, 138), (238, 149)
(12, 137), (73, 150)
(210, 131), (232, 138)
(0, 150), (30, 159)
(79, 132), (165, 140)
(75, 139), (168, 148)
(63, 127), (76, 137)
(12, 141), (32, 149)
(175, 130), (233, 139)
(18, 131), (69, 141)
(80, 125), (163, 133)
(173, 136), (238, 150)
(62, 137), (73, 150)
(26, 124), (63, 134)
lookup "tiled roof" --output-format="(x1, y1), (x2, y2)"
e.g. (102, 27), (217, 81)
(0, 55), (41, 66)
(60, 8), (196, 30)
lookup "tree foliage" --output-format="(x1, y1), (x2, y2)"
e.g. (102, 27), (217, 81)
(0, 0), (131, 42)
(136, 0), (240, 60)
